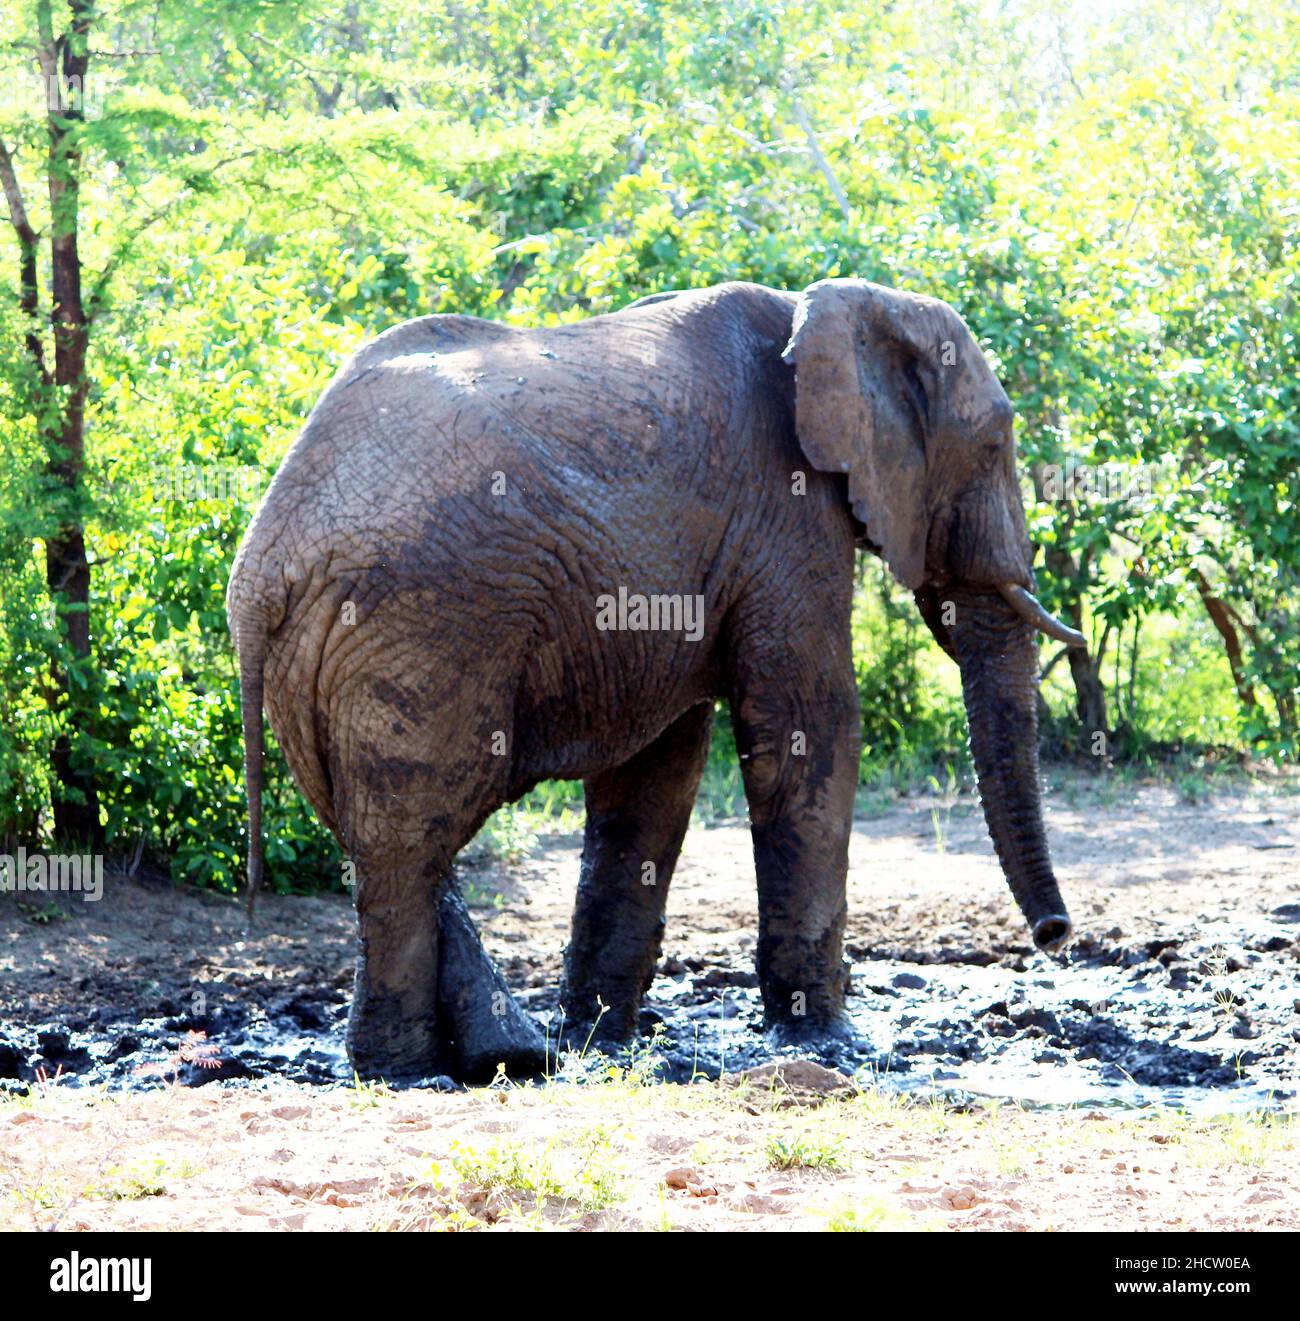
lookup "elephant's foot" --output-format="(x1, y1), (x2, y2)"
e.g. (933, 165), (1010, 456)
(345, 978), (443, 1082)
(764, 1012), (861, 1055)
(437, 884), (548, 1083)
(557, 970), (645, 1053)
(346, 885), (547, 1085)
(556, 999), (640, 1057)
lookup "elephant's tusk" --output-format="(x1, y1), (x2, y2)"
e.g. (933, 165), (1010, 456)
(997, 583), (1088, 649)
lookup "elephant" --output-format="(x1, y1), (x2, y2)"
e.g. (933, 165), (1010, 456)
(226, 278), (1084, 1083)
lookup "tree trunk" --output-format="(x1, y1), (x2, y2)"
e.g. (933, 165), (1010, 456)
(40, 0), (99, 844)
(1192, 567), (1256, 711)
(1041, 541), (1109, 743)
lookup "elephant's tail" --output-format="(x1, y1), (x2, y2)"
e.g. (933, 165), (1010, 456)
(233, 606), (267, 921)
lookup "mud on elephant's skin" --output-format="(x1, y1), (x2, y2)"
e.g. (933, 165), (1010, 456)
(227, 278), (1083, 1082)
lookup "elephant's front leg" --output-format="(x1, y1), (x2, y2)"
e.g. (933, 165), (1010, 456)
(729, 628), (860, 1046)
(561, 702), (714, 1044)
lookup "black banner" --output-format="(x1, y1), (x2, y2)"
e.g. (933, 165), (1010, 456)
(6, 1229), (1292, 1304)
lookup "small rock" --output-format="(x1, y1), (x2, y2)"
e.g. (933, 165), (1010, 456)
(106, 1034), (141, 1061)
(696, 968), (759, 989)
(662, 1166), (718, 1198)
(36, 1030), (70, 1057)
(664, 1166), (703, 1190)
(726, 1059), (854, 1096)
(286, 998), (328, 1030)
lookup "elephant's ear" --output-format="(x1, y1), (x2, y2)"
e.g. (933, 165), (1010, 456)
(782, 279), (940, 589)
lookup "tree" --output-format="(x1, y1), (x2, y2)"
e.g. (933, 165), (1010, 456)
(0, 1), (99, 842)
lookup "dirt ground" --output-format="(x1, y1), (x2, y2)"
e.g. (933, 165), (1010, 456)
(1, 771), (1298, 1231)
(2, 1062), (1296, 1232)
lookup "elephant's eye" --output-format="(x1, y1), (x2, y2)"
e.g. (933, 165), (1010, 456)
(974, 442), (1002, 473)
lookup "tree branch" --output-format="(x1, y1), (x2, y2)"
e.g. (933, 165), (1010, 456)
(1039, 645), (1071, 684)
(0, 137), (50, 382)
(682, 101), (806, 159)
(86, 148), (260, 321)
(1193, 567), (1256, 710)
(780, 73), (853, 226)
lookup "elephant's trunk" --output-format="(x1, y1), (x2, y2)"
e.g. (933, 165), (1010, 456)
(951, 588), (1072, 952)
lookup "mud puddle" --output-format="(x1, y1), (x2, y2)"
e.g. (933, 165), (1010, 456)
(625, 919), (1300, 1113)
(1, 779), (1297, 1110)
(1, 893), (1296, 1115)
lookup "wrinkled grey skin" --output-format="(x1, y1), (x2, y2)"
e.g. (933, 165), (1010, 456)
(227, 279), (1074, 1083)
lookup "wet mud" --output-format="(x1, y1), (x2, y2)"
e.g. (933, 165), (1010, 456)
(2, 780), (1297, 1112)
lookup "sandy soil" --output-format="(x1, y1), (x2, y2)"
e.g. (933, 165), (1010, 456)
(1, 771), (1297, 1231)
(1, 1061), (1295, 1232)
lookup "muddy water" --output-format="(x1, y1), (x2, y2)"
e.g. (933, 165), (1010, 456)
(632, 913), (1300, 1113)
(544, 906), (1299, 1113)
(2, 905), (1296, 1112)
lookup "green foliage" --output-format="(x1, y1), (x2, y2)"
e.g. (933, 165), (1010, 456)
(766, 1131), (847, 1172)
(0, 0), (1295, 888)
(851, 561), (968, 785)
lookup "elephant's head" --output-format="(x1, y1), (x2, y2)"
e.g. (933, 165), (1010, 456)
(783, 278), (1081, 952)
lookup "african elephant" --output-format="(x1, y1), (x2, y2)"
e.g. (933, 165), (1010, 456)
(227, 278), (1082, 1083)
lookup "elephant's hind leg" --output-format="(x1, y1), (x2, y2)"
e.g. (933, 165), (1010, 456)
(437, 881), (547, 1082)
(343, 807), (444, 1081)
(561, 702), (714, 1044)
(335, 686), (545, 1083)
(345, 807), (547, 1082)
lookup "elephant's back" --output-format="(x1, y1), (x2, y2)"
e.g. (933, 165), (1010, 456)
(265, 308), (723, 529)
(236, 284), (797, 645)
(271, 284), (796, 505)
